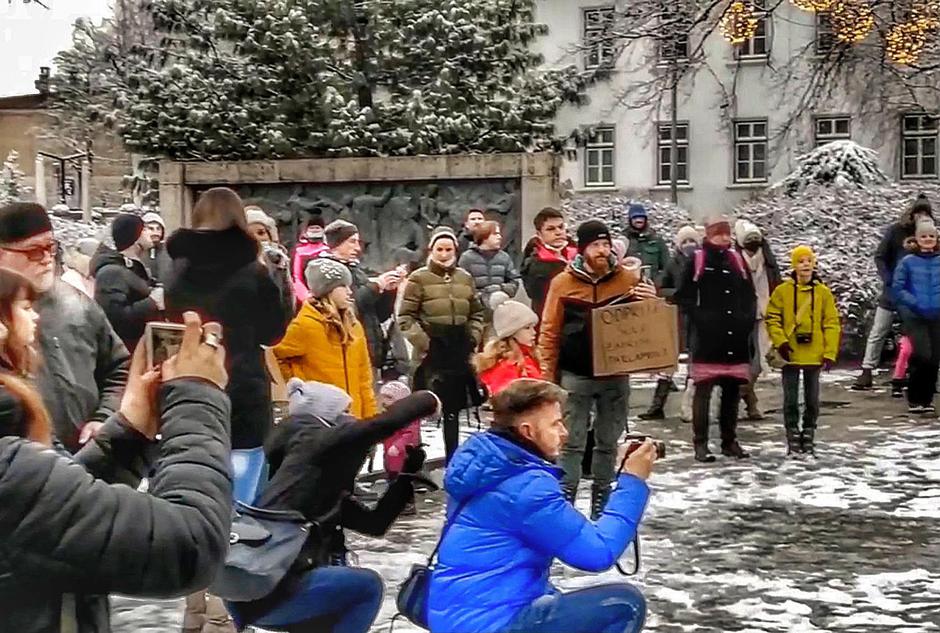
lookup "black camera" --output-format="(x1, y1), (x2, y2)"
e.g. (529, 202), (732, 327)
(796, 333), (813, 344)
(620, 434), (667, 466)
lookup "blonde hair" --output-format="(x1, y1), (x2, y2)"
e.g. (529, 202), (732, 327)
(310, 295), (359, 345)
(474, 337), (540, 375)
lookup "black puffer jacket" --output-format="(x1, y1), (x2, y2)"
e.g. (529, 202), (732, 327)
(166, 227), (290, 449)
(0, 379), (233, 633)
(674, 243), (757, 365)
(35, 283), (130, 452)
(318, 253), (395, 369)
(93, 251), (161, 351)
(457, 246), (520, 307)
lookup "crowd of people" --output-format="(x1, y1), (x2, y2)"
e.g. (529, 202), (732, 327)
(0, 187), (932, 633)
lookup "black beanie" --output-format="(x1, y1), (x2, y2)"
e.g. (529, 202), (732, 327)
(577, 220), (612, 253)
(0, 203), (53, 244)
(112, 213), (145, 251)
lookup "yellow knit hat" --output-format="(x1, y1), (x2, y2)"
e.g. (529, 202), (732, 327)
(791, 245), (815, 269)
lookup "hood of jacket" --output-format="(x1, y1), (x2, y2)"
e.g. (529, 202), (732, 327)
(166, 226), (259, 278)
(567, 253), (619, 283)
(734, 219), (762, 247)
(444, 431), (561, 503)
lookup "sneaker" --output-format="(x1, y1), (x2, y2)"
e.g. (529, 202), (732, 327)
(891, 380), (905, 399)
(909, 405), (926, 415)
(923, 404), (937, 417)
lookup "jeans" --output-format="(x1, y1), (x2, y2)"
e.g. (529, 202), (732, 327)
(862, 307), (895, 370)
(692, 378), (741, 448)
(782, 366), (821, 432)
(905, 317), (940, 406)
(251, 567), (384, 633)
(504, 584), (646, 633)
(231, 447), (268, 505)
(560, 372), (630, 491)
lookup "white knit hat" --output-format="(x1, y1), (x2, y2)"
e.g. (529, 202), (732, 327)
(245, 207), (278, 240)
(675, 225), (701, 248)
(287, 378), (352, 420)
(492, 299), (539, 340)
(305, 257), (353, 299)
(141, 212), (165, 229)
(379, 379), (412, 403)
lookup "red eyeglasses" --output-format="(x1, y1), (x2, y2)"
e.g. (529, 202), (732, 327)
(1, 241), (57, 262)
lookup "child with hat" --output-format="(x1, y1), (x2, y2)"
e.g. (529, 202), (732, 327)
(765, 245), (841, 456)
(380, 379), (423, 485)
(473, 295), (541, 397)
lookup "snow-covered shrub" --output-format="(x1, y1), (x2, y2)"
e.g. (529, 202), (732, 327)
(774, 140), (889, 195)
(563, 193), (694, 245)
(0, 151), (30, 206)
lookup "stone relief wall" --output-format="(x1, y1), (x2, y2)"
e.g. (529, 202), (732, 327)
(222, 179), (521, 271)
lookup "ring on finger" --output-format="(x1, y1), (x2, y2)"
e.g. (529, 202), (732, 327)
(203, 332), (222, 350)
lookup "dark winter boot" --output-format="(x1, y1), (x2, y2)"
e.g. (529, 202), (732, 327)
(891, 379), (906, 399)
(563, 483), (578, 505)
(852, 368), (874, 391)
(785, 428), (802, 457)
(721, 441), (751, 459)
(741, 383), (764, 421)
(800, 429), (816, 456)
(639, 379), (671, 420)
(590, 482), (612, 521)
(694, 443), (716, 463)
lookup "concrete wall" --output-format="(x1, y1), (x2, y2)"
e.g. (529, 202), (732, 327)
(159, 153), (560, 266)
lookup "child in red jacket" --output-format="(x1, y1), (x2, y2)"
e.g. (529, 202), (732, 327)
(381, 380), (422, 480)
(474, 298), (541, 396)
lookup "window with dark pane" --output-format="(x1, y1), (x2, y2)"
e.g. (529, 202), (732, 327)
(902, 114), (940, 179)
(656, 122), (690, 185)
(585, 126), (616, 187)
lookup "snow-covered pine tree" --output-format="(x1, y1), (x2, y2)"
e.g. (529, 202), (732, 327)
(0, 151), (29, 206)
(118, 0), (587, 160)
(774, 140), (890, 195)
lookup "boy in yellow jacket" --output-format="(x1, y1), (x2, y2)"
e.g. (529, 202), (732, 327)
(765, 245), (841, 456)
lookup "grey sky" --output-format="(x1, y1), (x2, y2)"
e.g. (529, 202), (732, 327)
(1, 0), (111, 97)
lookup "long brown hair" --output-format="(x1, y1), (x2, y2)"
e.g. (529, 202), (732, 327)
(0, 267), (51, 445)
(310, 295), (359, 345)
(192, 187), (252, 234)
(0, 267), (38, 375)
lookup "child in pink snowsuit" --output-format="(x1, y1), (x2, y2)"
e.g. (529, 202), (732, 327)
(381, 380), (422, 479)
(291, 220), (330, 303)
(893, 336), (913, 398)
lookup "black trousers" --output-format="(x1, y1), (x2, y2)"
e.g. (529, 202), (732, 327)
(782, 366), (821, 432)
(906, 316), (940, 407)
(443, 412), (460, 465)
(692, 378), (741, 448)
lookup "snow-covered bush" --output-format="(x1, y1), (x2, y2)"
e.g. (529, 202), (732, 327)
(563, 193), (694, 245)
(774, 140), (889, 195)
(0, 151), (29, 206)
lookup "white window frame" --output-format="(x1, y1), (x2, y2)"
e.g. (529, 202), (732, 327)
(733, 119), (769, 184)
(901, 113), (939, 180)
(583, 6), (616, 70)
(815, 12), (835, 55)
(659, 15), (690, 62)
(657, 122), (690, 185)
(584, 126), (616, 188)
(736, 0), (770, 59)
(814, 115), (851, 146)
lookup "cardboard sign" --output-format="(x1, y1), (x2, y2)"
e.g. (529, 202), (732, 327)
(591, 300), (678, 377)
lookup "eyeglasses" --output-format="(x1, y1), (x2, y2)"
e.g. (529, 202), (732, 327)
(1, 241), (57, 262)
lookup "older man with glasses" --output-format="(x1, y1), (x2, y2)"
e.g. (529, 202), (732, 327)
(0, 203), (129, 452)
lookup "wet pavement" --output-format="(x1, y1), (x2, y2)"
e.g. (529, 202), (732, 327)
(112, 372), (940, 632)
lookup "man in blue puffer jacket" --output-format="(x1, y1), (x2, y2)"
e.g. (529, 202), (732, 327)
(429, 378), (657, 633)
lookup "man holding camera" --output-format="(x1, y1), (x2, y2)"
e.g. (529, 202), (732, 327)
(538, 220), (657, 519)
(428, 379), (655, 633)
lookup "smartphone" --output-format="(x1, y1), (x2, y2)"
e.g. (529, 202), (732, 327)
(144, 322), (187, 368)
(640, 265), (652, 284)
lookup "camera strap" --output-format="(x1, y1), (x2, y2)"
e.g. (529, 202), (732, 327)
(792, 280), (815, 336)
(615, 535), (641, 576)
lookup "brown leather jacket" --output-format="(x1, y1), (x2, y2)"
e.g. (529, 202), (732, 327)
(538, 256), (640, 380)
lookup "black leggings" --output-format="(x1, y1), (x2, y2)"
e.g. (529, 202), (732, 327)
(443, 412), (460, 465)
(906, 316), (940, 406)
(692, 378), (741, 448)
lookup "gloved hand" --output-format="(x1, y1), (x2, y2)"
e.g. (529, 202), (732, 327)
(402, 444), (427, 475)
(778, 342), (793, 361)
(822, 358), (834, 372)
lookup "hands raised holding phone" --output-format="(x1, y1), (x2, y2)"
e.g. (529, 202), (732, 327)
(120, 312), (228, 440)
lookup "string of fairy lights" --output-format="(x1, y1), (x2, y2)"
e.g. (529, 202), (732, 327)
(718, 0), (939, 65)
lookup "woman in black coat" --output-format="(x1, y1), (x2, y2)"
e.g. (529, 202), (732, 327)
(226, 379), (439, 633)
(165, 188), (291, 456)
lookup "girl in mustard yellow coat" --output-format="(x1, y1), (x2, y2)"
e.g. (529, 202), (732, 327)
(765, 245), (841, 457)
(274, 258), (378, 419)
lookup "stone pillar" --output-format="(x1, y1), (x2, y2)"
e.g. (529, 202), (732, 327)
(519, 153), (560, 244)
(34, 156), (45, 207)
(80, 161), (92, 222)
(159, 161), (193, 232)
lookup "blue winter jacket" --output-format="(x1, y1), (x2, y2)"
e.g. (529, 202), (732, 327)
(427, 431), (650, 633)
(893, 252), (940, 320)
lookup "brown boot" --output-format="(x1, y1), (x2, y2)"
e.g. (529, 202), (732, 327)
(741, 382), (764, 421)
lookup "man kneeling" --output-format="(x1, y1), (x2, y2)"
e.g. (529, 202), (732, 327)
(428, 378), (656, 633)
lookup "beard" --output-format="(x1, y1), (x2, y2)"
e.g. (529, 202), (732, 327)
(589, 254), (610, 274)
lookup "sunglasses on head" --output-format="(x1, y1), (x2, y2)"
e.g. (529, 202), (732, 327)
(2, 241), (57, 262)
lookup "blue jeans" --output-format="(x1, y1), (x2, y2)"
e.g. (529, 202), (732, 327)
(231, 447), (268, 505)
(505, 584), (646, 633)
(252, 567), (384, 633)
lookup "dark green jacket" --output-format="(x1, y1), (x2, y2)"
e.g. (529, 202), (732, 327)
(626, 228), (670, 284)
(398, 259), (485, 357)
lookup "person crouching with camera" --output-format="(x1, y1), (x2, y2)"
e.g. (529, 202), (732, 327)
(428, 378), (656, 633)
(765, 246), (841, 456)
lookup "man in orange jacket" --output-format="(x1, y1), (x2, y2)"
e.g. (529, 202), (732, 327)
(538, 220), (656, 519)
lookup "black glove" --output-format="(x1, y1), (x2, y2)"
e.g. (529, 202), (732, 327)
(402, 444), (427, 475)
(778, 342), (793, 361)
(822, 358), (834, 372)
